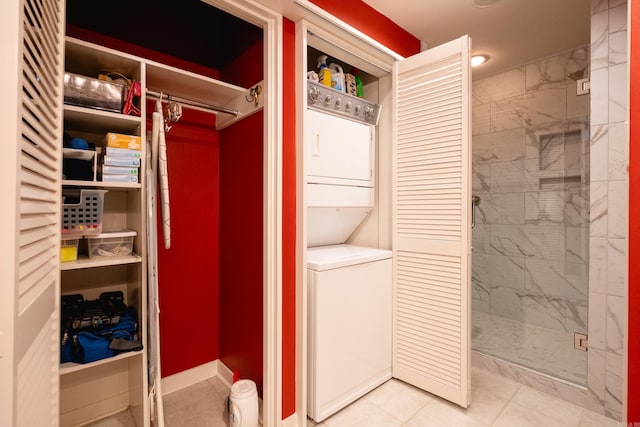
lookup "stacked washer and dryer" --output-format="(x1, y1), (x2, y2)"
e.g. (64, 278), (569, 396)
(305, 81), (392, 423)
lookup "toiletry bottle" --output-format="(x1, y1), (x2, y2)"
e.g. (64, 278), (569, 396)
(329, 62), (345, 92)
(317, 55), (332, 87)
(352, 68), (364, 97)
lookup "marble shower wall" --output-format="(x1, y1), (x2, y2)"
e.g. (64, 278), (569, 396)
(472, 1), (628, 421)
(588, 0), (628, 421)
(471, 46), (591, 337)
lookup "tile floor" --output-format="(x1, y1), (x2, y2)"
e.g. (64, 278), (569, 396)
(472, 311), (587, 385)
(92, 367), (622, 427)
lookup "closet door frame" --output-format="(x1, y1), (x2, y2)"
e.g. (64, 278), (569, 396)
(201, 1), (284, 425)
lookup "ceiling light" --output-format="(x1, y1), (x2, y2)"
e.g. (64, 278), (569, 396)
(471, 55), (489, 67)
(473, 0), (502, 7)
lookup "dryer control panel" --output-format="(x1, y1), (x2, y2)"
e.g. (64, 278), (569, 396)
(307, 81), (381, 126)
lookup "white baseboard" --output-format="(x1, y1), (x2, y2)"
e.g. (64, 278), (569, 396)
(161, 360), (218, 396)
(282, 412), (299, 427)
(216, 359), (234, 391)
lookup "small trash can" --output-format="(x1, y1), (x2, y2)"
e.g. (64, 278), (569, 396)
(229, 379), (259, 427)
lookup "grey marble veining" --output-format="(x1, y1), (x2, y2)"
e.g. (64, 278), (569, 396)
(472, 45), (595, 411)
(605, 296), (625, 355)
(607, 122), (628, 180)
(608, 63), (628, 123)
(525, 47), (589, 92)
(604, 352), (624, 420)
(589, 238), (608, 294)
(606, 238), (626, 297)
(590, 124), (609, 181)
(472, 67), (525, 106)
(590, 11), (609, 71)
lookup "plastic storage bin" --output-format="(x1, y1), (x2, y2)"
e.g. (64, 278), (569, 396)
(61, 189), (107, 237)
(60, 239), (79, 262)
(63, 72), (126, 113)
(87, 230), (136, 259)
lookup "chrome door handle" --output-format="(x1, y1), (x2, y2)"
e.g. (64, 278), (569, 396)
(471, 195), (480, 228)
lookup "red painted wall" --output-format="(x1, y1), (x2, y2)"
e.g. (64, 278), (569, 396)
(282, 18), (297, 418)
(309, 0), (421, 57)
(65, 26), (225, 378)
(219, 40), (265, 395)
(153, 108), (221, 376)
(628, 0), (639, 422)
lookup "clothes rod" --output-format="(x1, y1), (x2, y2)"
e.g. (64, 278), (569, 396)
(146, 90), (238, 117)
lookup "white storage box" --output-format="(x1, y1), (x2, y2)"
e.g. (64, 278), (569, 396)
(87, 230), (136, 259)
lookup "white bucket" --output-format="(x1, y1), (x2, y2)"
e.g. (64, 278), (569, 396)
(229, 379), (259, 427)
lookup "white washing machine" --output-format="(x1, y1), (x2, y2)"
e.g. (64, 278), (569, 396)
(307, 244), (392, 423)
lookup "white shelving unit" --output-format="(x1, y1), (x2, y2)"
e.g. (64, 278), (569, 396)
(60, 35), (262, 426)
(60, 37), (148, 427)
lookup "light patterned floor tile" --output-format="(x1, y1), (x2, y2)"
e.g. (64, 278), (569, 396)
(322, 399), (403, 427)
(508, 385), (583, 426)
(493, 401), (578, 427)
(360, 378), (433, 422)
(466, 368), (520, 424)
(404, 398), (488, 427)
(87, 409), (136, 427)
(88, 369), (625, 427)
(578, 409), (625, 427)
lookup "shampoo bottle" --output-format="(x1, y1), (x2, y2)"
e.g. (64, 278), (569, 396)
(317, 55), (332, 87)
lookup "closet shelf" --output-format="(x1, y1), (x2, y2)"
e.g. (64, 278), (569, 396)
(63, 104), (142, 134)
(145, 62), (263, 130)
(59, 350), (143, 376)
(60, 254), (142, 271)
(62, 179), (142, 190)
(146, 61), (245, 108)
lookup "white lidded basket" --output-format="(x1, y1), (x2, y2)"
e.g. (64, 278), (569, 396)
(229, 379), (259, 427)
(61, 189), (108, 237)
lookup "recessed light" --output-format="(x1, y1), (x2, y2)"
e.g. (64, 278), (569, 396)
(473, 0), (502, 7)
(471, 55), (489, 67)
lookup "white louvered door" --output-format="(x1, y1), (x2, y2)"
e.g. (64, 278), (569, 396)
(392, 35), (472, 407)
(2, 0), (64, 425)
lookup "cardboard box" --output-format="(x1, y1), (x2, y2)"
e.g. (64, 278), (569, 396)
(103, 156), (141, 167)
(345, 73), (357, 96)
(105, 133), (142, 150)
(102, 174), (139, 183)
(105, 146), (143, 158)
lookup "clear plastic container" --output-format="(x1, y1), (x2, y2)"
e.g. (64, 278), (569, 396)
(87, 230), (136, 259)
(60, 239), (79, 262)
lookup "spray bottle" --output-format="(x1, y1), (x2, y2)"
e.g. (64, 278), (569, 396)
(317, 55), (332, 87)
(352, 67), (364, 98)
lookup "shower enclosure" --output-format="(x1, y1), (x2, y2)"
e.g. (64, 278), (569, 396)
(471, 47), (590, 385)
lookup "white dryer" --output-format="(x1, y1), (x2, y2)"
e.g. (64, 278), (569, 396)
(305, 82), (390, 422)
(307, 245), (392, 423)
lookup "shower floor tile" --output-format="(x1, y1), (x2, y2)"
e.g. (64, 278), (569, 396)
(472, 310), (587, 385)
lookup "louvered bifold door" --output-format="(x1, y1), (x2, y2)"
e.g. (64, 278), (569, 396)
(15, 0), (64, 425)
(392, 35), (471, 408)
